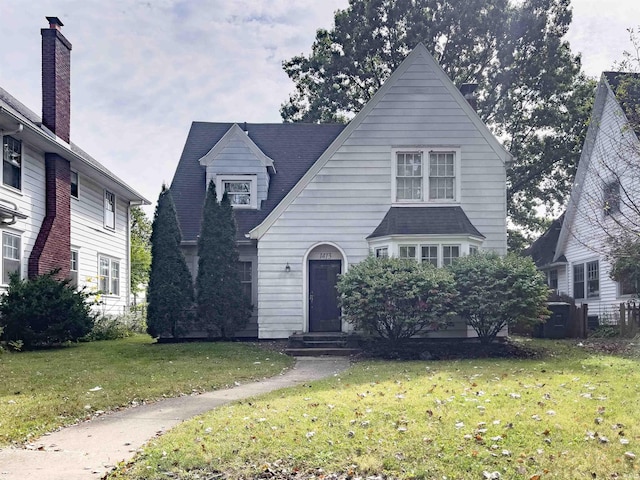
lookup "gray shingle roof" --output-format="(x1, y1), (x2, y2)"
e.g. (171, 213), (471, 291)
(170, 122), (346, 242)
(523, 213), (565, 268)
(367, 206), (484, 239)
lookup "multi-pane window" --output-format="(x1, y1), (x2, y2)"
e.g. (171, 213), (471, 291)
(573, 264), (585, 299)
(442, 245), (460, 266)
(603, 180), (620, 215)
(71, 171), (79, 198)
(3, 136), (22, 190)
(104, 190), (116, 229)
(548, 269), (558, 290)
(429, 152), (455, 200)
(399, 245), (417, 259)
(396, 152), (423, 200)
(469, 245), (479, 255)
(375, 247), (388, 258)
(586, 261), (599, 298)
(2, 232), (20, 284)
(238, 261), (252, 302)
(98, 256), (120, 296)
(223, 180), (251, 206)
(421, 245), (438, 266)
(70, 250), (78, 288)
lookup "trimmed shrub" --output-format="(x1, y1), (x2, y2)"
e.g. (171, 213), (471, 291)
(0, 271), (95, 349)
(337, 256), (456, 348)
(147, 186), (194, 339)
(196, 181), (251, 339)
(449, 252), (549, 344)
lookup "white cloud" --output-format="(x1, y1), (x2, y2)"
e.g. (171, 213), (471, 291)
(1, 0), (638, 214)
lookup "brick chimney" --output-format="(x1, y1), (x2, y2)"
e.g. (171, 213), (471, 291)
(29, 17), (72, 280)
(41, 16), (72, 143)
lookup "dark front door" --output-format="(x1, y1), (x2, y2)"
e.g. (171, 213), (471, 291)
(309, 260), (342, 332)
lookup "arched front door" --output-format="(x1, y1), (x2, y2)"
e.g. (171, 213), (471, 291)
(307, 245), (342, 332)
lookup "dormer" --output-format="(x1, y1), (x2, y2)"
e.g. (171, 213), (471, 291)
(198, 123), (275, 209)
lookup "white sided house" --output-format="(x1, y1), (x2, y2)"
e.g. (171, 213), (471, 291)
(171, 43), (510, 339)
(527, 72), (640, 325)
(0, 18), (149, 313)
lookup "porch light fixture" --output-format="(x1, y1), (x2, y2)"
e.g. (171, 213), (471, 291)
(285, 263), (291, 273)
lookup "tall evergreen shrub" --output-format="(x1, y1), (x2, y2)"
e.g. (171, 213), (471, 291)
(147, 186), (194, 338)
(196, 181), (251, 339)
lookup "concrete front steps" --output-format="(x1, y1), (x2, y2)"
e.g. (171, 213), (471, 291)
(285, 332), (361, 357)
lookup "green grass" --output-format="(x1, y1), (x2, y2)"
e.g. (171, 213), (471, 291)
(110, 339), (640, 479)
(0, 335), (292, 446)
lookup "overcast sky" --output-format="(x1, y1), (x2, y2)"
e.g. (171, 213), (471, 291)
(1, 0), (638, 214)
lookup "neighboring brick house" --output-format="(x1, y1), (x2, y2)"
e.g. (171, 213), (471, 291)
(0, 17), (148, 313)
(170, 43), (510, 339)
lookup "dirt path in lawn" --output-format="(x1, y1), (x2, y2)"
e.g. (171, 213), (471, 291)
(0, 356), (351, 480)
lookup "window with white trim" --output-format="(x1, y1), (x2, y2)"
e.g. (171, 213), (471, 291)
(104, 190), (116, 230)
(548, 269), (558, 290)
(71, 171), (79, 199)
(442, 245), (460, 266)
(399, 245), (417, 259)
(393, 148), (459, 203)
(573, 261), (599, 300)
(2, 136), (22, 190)
(238, 261), (252, 302)
(375, 246), (389, 258)
(469, 245), (479, 255)
(98, 255), (120, 296)
(421, 245), (438, 266)
(70, 249), (79, 288)
(396, 152), (423, 200)
(217, 175), (257, 209)
(2, 232), (20, 284)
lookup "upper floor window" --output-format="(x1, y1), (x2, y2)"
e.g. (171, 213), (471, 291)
(548, 269), (558, 290)
(2, 136), (22, 190)
(603, 180), (620, 216)
(104, 190), (116, 229)
(71, 171), (79, 198)
(393, 148), (459, 203)
(217, 175), (257, 209)
(2, 231), (20, 284)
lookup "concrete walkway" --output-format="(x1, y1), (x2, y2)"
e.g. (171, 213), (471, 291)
(0, 356), (350, 480)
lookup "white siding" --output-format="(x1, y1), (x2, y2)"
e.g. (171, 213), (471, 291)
(257, 52), (507, 339)
(71, 173), (130, 314)
(205, 138), (269, 207)
(562, 82), (640, 319)
(0, 143), (46, 290)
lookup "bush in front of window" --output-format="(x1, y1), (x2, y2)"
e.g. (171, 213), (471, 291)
(0, 271), (96, 349)
(337, 256), (456, 350)
(449, 252), (550, 344)
(196, 181), (252, 339)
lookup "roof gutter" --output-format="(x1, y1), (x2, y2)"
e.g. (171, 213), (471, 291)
(0, 106), (150, 205)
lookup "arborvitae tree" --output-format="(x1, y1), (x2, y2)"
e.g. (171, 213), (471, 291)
(147, 185), (194, 339)
(196, 181), (251, 339)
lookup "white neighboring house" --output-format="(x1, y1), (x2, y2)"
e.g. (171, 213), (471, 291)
(527, 72), (640, 324)
(171, 43), (510, 339)
(0, 17), (149, 314)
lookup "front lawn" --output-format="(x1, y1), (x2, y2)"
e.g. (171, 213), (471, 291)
(0, 335), (292, 446)
(110, 339), (640, 479)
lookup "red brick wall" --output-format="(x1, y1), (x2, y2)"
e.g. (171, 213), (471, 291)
(41, 28), (72, 143)
(28, 153), (71, 279)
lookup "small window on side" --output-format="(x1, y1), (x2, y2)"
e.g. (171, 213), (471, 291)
(71, 171), (79, 198)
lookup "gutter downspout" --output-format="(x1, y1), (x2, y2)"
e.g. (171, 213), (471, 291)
(1, 124), (24, 137)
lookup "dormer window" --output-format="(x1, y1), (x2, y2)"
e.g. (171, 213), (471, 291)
(392, 148), (460, 203)
(217, 175), (257, 209)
